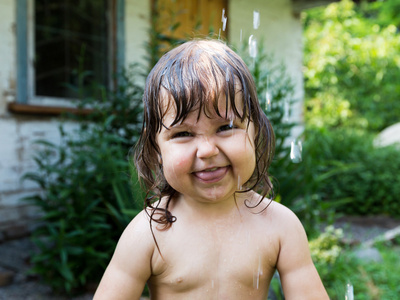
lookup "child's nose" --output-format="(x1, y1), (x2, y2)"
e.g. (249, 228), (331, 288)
(196, 137), (219, 158)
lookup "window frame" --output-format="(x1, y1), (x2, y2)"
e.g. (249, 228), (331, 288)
(13, 0), (125, 114)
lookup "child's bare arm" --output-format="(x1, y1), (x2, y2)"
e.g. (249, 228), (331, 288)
(275, 205), (329, 299)
(94, 211), (153, 300)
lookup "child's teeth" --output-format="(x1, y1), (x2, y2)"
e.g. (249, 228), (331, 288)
(206, 168), (218, 172)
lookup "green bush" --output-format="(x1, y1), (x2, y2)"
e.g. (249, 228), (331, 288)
(302, 0), (400, 218)
(238, 39), (336, 235)
(303, 0), (400, 133)
(310, 226), (343, 274)
(314, 241), (400, 299)
(302, 127), (400, 216)
(22, 67), (145, 294)
(310, 226), (400, 299)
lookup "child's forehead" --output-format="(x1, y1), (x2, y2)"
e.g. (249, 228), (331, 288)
(159, 88), (244, 121)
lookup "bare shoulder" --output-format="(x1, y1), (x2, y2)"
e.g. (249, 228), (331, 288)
(249, 195), (303, 232)
(115, 209), (155, 263)
(266, 200), (303, 229)
(94, 210), (154, 300)
(264, 201), (330, 299)
(262, 200), (309, 251)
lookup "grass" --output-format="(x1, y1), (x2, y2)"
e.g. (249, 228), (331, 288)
(318, 242), (400, 299)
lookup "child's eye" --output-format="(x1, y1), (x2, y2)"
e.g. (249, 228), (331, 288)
(218, 124), (235, 132)
(172, 131), (192, 138)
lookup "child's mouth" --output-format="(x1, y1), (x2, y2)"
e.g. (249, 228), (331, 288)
(193, 166), (229, 182)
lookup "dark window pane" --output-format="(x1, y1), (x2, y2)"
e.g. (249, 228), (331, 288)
(35, 0), (109, 98)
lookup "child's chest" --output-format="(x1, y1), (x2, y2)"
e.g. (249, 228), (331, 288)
(149, 219), (279, 296)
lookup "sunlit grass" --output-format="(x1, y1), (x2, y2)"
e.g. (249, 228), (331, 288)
(318, 242), (400, 299)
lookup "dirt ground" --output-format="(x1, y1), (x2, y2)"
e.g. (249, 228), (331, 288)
(1, 215), (399, 300)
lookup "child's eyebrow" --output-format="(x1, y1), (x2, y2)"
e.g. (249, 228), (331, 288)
(163, 121), (191, 130)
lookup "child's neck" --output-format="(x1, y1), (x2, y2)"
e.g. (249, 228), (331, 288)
(174, 191), (256, 221)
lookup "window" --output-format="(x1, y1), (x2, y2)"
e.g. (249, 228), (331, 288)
(15, 0), (124, 111)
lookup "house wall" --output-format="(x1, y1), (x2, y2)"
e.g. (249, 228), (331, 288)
(229, 0), (304, 131)
(0, 0), (150, 241)
(0, 0), (303, 241)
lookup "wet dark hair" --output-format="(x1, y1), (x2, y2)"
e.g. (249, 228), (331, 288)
(134, 39), (275, 229)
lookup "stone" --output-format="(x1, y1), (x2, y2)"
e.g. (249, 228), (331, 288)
(374, 122), (400, 148)
(4, 224), (30, 240)
(354, 247), (383, 263)
(0, 268), (15, 287)
(364, 225), (400, 247)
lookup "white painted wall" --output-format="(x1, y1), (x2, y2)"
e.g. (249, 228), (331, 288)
(0, 0), (305, 239)
(0, 117), (70, 237)
(0, 0), (151, 239)
(125, 0), (151, 67)
(229, 0), (304, 133)
(0, 0), (16, 116)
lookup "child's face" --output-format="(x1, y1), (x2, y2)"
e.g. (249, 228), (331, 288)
(156, 93), (256, 205)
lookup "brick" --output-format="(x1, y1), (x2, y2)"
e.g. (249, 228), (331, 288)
(0, 190), (41, 207)
(4, 224), (29, 240)
(19, 204), (42, 219)
(0, 269), (15, 287)
(0, 207), (19, 223)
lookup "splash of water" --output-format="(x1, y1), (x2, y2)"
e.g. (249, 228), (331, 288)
(253, 255), (262, 289)
(253, 10), (260, 30)
(225, 68), (230, 82)
(221, 8), (228, 31)
(283, 99), (290, 123)
(237, 175), (242, 190)
(290, 140), (302, 163)
(265, 76), (272, 111)
(345, 282), (354, 300)
(248, 35), (257, 59)
(240, 29), (243, 42)
(265, 91), (272, 111)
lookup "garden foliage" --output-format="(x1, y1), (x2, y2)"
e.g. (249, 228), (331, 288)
(236, 41), (300, 203)
(303, 0), (400, 132)
(311, 230), (400, 299)
(22, 67), (145, 293)
(302, 0), (400, 216)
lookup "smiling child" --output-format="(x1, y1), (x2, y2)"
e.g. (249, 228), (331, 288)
(94, 39), (329, 300)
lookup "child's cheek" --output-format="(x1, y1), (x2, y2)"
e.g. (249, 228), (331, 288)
(175, 157), (190, 169)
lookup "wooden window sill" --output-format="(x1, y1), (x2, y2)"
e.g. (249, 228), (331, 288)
(7, 102), (92, 116)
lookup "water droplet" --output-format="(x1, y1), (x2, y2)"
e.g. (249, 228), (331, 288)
(248, 35), (257, 59)
(221, 9), (228, 32)
(345, 282), (354, 300)
(283, 99), (290, 123)
(211, 280), (214, 288)
(253, 256), (262, 289)
(265, 91), (272, 111)
(226, 68), (230, 82)
(237, 175), (242, 190)
(253, 270), (260, 289)
(290, 140), (302, 163)
(253, 10), (260, 30)
(240, 29), (243, 42)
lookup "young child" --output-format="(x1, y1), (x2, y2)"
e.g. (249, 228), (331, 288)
(94, 39), (329, 300)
